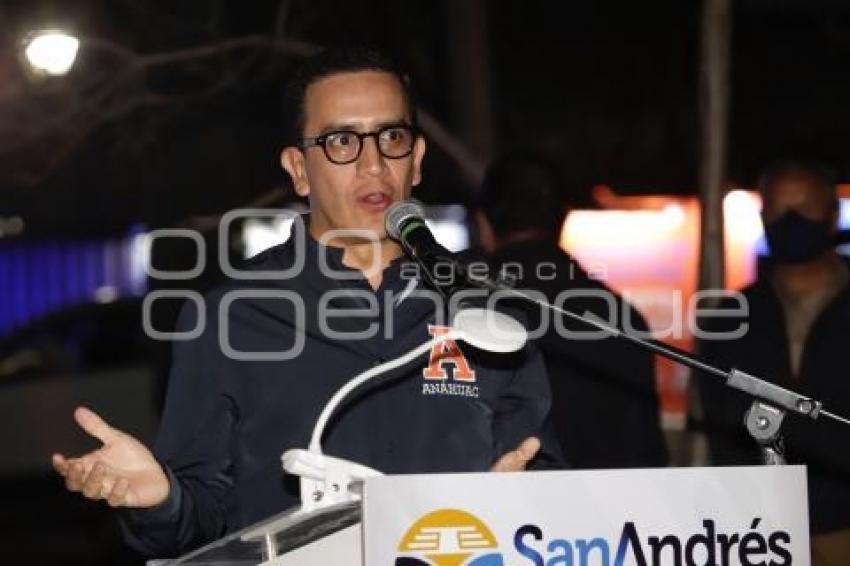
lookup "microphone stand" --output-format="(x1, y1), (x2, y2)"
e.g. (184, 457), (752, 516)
(444, 260), (850, 466)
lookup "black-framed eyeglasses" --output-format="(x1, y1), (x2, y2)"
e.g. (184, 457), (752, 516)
(297, 125), (419, 165)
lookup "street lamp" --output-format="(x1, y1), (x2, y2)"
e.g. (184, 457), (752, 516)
(23, 30), (80, 76)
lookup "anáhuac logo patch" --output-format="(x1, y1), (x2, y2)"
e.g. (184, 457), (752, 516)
(421, 326), (480, 398)
(395, 508), (504, 566)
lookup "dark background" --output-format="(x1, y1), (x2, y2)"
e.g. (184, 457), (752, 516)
(1, 0), (848, 235)
(0, 0), (849, 563)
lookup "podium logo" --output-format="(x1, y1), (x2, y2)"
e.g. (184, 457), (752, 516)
(395, 508), (504, 566)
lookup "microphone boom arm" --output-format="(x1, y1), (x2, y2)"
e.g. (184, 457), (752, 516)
(493, 285), (850, 464)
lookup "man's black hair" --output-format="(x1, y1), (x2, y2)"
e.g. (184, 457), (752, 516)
(758, 159), (839, 212)
(284, 46), (418, 144)
(478, 153), (569, 240)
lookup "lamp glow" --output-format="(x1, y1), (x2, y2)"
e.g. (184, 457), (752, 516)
(24, 30), (80, 76)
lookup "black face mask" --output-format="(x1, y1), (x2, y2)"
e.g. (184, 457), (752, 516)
(764, 209), (834, 264)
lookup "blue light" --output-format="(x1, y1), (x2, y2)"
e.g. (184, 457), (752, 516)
(841, 199), (850, 230)
(82, 241), (98, 300)
(47, 244), (63, 310)
(29, 245), (48, 319)
(13, 247), (30, 325)
(0, 250), (10, 335)
(0, 230), (153, 337)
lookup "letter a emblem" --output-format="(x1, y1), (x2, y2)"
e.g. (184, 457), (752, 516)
(423, 325), (476, 382)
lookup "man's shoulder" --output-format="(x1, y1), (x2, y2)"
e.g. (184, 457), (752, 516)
(199, 238), (315, 307)
(240, 238), (300, 273)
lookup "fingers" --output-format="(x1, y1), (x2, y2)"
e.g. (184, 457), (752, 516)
(82, 462), (109, 499)
(67, 460), (128, 506)
(52, 453), (69, 476)
(515, 436), (541, 462)
(107, 478), (131, 508)
(74, 406), (119, 444)
(56, 409), (133, 507)
(490, 436), (541, 472)
(65, 460), (88, 492)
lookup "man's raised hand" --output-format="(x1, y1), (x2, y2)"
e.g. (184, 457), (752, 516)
(52, 406), (170, 508)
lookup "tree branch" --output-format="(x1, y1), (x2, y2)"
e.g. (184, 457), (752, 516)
(0, 31), (482, 190)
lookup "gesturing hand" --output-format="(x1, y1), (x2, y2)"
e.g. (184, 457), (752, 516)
(490, 436), (541, 472)
(52, 406), (170, 508)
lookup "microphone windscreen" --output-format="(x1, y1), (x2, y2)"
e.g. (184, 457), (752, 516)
(385, 199), (426, 240)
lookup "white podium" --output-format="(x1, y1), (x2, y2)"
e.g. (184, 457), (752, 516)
(157, 466), (810, 565)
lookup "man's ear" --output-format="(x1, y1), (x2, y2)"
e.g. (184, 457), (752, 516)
(281, 147), (309, 197)
(411, 136), (427, 187)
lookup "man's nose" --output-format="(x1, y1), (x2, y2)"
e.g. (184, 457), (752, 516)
(356, 135), (386, 175)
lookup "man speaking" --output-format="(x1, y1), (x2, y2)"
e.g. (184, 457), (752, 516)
(52, 47), (562, 558)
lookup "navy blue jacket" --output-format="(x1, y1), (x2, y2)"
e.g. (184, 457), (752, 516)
(120, 229), (562, 557)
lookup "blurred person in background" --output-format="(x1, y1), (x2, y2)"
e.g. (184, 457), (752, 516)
(697, 160), (850, 566)
(475, 153), (669, 469)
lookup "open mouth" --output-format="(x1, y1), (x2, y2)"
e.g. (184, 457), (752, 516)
(358, 191), (393, 211)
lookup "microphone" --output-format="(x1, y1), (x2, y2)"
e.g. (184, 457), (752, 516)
(385, 198), (527, 352)
(385, 200), (453, 265)
(385, 200), (505, 295)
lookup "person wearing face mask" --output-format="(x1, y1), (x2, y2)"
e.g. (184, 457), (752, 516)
(696, 160), (850, 566)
